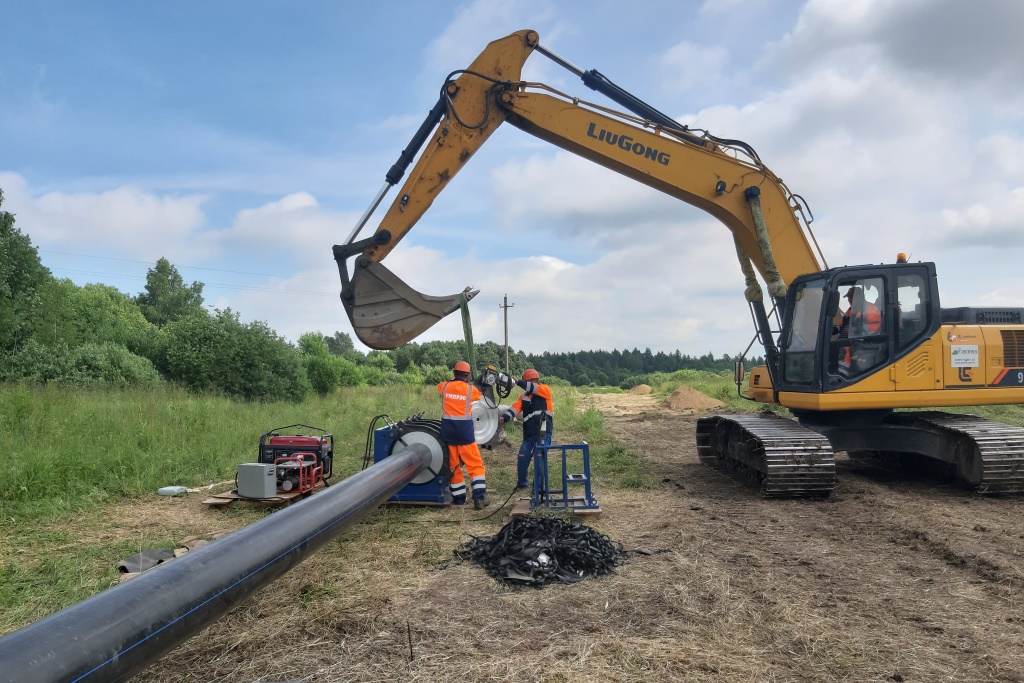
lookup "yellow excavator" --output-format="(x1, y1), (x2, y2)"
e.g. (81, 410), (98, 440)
(333, 30), (1024, 496)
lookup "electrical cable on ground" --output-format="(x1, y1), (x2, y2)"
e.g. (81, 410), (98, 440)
(400, 484), (522, 524)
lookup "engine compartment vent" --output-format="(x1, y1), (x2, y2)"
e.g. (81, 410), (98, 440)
(1000, 330), (1024, 367)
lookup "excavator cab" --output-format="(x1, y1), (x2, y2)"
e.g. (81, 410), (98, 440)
(776, 262), (941, 394)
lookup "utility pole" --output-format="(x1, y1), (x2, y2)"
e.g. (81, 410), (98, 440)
(499, 294), (514, 373)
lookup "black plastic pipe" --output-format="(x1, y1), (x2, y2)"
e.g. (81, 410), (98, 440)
(0, 444), (432, 683)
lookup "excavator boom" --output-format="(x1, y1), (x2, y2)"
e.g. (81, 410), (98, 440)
(334, 29), (824, 349)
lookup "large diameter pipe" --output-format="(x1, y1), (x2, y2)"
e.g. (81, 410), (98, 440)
(0, 444), (433, 683)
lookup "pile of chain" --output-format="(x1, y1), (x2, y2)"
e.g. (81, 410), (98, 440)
(454, 516), (628, 587)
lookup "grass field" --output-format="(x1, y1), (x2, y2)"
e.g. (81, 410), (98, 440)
(0, 380), (653, 633)
(4, 373), (1024, 652)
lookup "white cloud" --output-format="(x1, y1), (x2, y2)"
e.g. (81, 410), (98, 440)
(202, 192), (356, 263)
(0, 172), (206, 261)
(425, 0), (567, 86)
(490, 152), (681, 242)
(769, 0), (1024, 103)
(660, 41), (730, 94)
(938, 187), (1024, 248)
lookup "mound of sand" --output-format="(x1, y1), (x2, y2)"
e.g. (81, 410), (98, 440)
(664, 386), (724, 411)
(628, 384), (652, 395)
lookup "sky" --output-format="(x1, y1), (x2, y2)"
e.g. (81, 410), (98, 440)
(3, 0), (1023, 357)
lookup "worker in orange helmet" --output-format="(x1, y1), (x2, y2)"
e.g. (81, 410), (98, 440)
(437, 361), (489, 508)
(838, 286), (883, 374)
(500, 368), (554, 489)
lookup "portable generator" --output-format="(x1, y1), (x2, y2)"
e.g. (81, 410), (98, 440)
(257, 424), (334, 495)
(371, 414), (450, 504)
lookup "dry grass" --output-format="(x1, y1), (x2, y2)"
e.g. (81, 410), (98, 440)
(8, 389), (1024, 682)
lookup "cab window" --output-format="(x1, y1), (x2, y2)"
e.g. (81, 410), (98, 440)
(831, 276), (888, 379)
(896, 272), (929, 352)
(782, 279), (825, 386)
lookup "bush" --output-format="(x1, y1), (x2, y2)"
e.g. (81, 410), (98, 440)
(400, 365), (424, 385)
(69, 343), (162, 387)
(305, 354), (341, 396)
(161, 311), (308, 402)
(0, 339), (65, 383)
(619, 374), (653, 390)
(360, 365), (403, 386)
(335, 357), (363, 387)
(365, 351), (396, 372)
(0, 340), (161, 387)
(422, 365), (450, 386)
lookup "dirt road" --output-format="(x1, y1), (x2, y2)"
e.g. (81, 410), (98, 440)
(588, 392), (1024, 682)
(131, 391), (1024, 682)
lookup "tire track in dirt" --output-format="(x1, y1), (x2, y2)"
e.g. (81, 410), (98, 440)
(594, 393), (1024, 681)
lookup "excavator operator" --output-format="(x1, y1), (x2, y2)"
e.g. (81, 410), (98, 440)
(438, 361), (489, 509)
(500, 369), (554, 489)
(838, 286), (883, 375)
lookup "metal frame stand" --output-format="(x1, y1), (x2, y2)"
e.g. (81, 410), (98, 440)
(530, 442), (600, 511)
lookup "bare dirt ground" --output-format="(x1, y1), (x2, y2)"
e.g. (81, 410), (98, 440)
(106, 391), (1024, 681)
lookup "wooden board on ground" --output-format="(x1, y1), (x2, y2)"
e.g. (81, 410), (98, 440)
(509, 498), (602, 519)
(201, 485), (323, 509)
(509, 498), (532, 517)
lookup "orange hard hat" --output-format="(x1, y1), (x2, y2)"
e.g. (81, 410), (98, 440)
(454, 361), (471, 374)
(523, 368), (540, 381)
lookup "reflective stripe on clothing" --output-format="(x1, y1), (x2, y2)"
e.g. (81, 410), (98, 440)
(508, 379), (554, 439)
(438, 379), (483, 445)
(447, 443), (486, 484)
(447, 441), (487, 501)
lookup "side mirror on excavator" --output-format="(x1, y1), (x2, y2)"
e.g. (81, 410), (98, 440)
(734, 359), (745, 389)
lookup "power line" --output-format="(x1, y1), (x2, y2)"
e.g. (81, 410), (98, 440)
(39, 249), (336, 284)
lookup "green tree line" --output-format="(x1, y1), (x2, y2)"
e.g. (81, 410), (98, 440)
(1, 188), (755, 399)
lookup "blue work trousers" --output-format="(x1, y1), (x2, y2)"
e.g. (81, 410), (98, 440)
(517, 432), (552, 487)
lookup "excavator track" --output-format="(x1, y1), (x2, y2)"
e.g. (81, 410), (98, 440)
(696, 413), (836, 497)
(881, 412), (1024, 493)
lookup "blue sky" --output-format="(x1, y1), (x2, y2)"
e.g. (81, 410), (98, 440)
(3, 0), (1023, 356)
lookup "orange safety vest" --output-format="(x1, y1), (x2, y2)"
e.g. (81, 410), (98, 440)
(850, 303), (882, 336)
(503, 380), (554, 439)
(841, 303), (882, 366)
(437, 379), (482, 445)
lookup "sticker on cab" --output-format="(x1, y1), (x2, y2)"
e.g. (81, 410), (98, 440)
(950, 344), (979, 368)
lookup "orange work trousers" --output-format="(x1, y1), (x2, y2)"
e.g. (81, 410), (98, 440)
(447, 443), (486, 502)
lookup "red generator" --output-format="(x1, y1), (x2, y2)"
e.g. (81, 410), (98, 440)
(258, 424), (334, 494)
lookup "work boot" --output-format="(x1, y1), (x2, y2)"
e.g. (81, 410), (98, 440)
(473, 497), (490, 510)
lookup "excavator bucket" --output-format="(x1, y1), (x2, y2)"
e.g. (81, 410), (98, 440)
(340, 259), (477, 350)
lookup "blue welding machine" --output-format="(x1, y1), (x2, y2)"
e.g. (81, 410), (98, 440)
(373, 414), (451, 504)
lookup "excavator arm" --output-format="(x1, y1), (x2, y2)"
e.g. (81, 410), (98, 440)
(334, 29), (825, 350)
